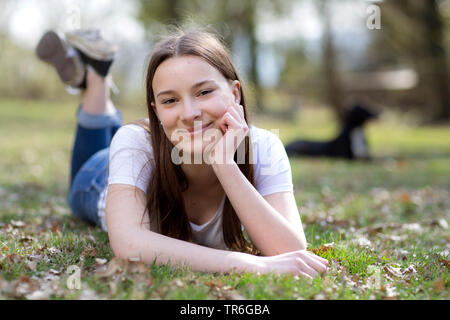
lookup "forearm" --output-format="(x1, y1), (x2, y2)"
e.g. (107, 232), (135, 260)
(111, 227), (259, 274)
(212, 163), (305, 255)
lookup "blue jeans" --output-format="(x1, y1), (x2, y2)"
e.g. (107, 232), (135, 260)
(67, 107), (122, 227)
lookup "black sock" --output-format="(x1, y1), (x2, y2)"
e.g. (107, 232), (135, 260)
(76, 49), (113, 78)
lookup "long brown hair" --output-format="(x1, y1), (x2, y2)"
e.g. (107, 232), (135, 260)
(141, 28), (258, 254)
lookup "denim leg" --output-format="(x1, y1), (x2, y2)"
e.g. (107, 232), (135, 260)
(69, 107), (122, 187)
(68, 148), (109, 226)
(67, 106), (122, 226)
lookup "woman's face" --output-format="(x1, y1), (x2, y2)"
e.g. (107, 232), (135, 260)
(151, 55), (241, 158)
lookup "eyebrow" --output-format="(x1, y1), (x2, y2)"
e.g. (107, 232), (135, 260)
(156, 80), (217, 98)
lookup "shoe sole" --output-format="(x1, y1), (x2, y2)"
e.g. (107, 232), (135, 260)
(36, 31), (81, 85)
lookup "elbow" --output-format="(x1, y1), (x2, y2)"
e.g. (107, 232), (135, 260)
(108, 230), (142, 261)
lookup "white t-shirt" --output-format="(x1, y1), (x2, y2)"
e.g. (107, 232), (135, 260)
(97, 123), (294, 250)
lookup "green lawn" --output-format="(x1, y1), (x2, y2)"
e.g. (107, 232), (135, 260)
(0, 97), (449, 299)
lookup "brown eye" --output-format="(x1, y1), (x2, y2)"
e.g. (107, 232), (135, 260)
(199, 89), (213, 96)
(162, 98), (176, 105)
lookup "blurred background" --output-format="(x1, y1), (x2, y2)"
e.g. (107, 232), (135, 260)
(1, 0), (449, 124)
(1, 0), (450, 191)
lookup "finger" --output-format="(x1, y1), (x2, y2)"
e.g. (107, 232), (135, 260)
(224, 111), (241, 130)
(227, 106), (244, 126)
(219, 112), (231, 133)
(296, 258), (319, 277)
(239, 104), (244, 118)
(305, 251), (329, 266)
(232, 103), (245, 120)
(304, 250), (329, 263)
(298, 252), (328, 273)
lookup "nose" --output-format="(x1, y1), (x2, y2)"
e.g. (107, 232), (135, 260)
(180, 99), (201, 122)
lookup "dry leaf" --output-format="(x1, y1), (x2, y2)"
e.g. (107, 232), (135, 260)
(10, 220), (25, 228)
(381, 284), (398, 300)
(19, 236), (34, 243)
(6, 254), (23, 264)
(313, 292), (326, 300)
(384, 265), (403, 278)
(95, 258), (107, 265)
(129, 261), (150, 275)
(433, 279), (444, 293)
(49, 269), (61, 275)
(26, 289), (50, 300)
(311, 243), (335, 255)
(26, 261), (37, 272)
(51, 221), (61, 234)
(438, 258), (450, 270)
(398, 192), (412, 204)
(47, 247), (61, 255)
(95, 257), (125, 278)
(82, 247), (98, 257)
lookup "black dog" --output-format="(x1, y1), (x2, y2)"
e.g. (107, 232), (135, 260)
(285, 104), (379, 160)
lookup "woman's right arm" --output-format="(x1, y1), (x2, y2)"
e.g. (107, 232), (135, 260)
(105, 184), (328, 277)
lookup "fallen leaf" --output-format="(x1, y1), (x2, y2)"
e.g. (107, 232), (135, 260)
(82, 247), (98, 257)
(402, 223), (423, 233)
(438, 258), (450, 270)
(19, 236), (34, 243)
(51, 221), (61, 234)
(26, 261), (37, 272)
(433, 279), (444, 293)
(25, 289), (50, 300)
(49, 269), (61, 275)
(311, 243), (335, 256)
(398, 192), (412, 204)
(173, 279), (184, 287)
(95, 257), (126, 278)
(6, 254), (23, 264)
(47, 247), (61, 255)
(436, 219), (448, 230)
(384, 265), (403, 278)
(353, 236), (372, 248)
(313, 292), (326, 300)
(95, 258), (107, 265)
(129, 261), (150, 275)
(381, 284), (398, 300)
(10, 220), (25, 228)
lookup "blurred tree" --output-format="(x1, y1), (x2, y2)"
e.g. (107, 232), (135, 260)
(380, 0), (450, 122)
(135, 0), (295, 112)
(317, 0), (346, 124)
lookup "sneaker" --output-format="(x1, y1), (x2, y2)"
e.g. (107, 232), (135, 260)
(65, 29), (117, 78)
(35, 31), (86, 88)
(66, 29), (117, 61)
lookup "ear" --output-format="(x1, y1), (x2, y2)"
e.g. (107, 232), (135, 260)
(151, 101), (158, 117)
(230, 80), (241, 105)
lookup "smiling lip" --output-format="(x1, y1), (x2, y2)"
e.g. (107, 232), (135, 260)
(187, 122), (213, 134)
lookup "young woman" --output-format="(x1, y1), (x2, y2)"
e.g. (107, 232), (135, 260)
(37, 28), (328, 278)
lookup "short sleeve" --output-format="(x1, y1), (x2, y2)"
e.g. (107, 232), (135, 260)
(108, 124), (153, 193)
(251, 127), (294, 196)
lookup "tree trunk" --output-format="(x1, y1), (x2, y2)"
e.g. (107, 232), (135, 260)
(422, 0), (450, 121)
(320, 1), (346, 124)
(242, 0), (264, 111)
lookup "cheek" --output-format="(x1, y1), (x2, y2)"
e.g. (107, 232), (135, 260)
(204, 92), (233, 117)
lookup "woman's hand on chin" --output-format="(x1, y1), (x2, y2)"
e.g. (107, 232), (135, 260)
(204, 103), (249, 166)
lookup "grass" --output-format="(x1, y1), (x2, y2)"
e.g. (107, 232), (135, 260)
(0, 97), (449, 300)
